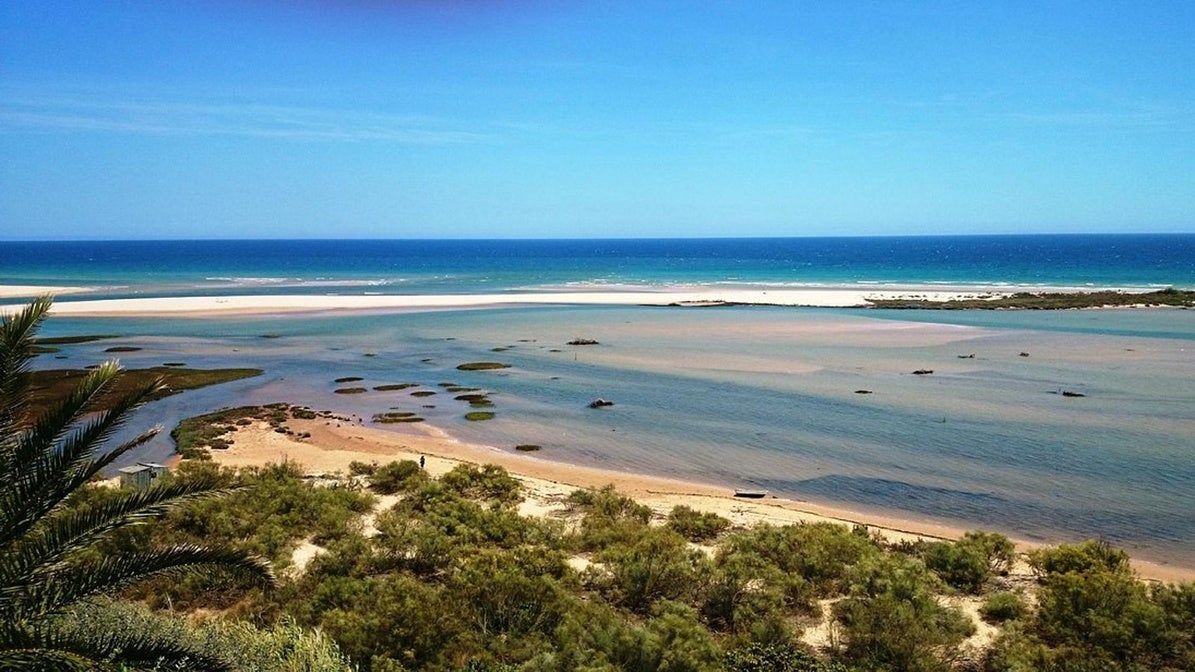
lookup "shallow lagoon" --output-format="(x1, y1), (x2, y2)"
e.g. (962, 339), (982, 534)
(35, 305), (1195, 568)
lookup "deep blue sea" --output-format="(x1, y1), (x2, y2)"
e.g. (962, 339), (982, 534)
(2, 234), (1193, 298)
(4, 235), (1195, 568)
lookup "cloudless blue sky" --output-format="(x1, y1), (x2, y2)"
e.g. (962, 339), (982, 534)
(2, 1), (1193, 239)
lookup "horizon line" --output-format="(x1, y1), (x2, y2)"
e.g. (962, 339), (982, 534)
(3, 231), (1193, 244)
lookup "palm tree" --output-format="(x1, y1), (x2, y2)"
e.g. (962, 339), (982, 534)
(0, 297), (274, 671)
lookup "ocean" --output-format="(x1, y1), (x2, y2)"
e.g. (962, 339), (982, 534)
(2, 234), (1193, 297)
(3, 235), (1194, 568)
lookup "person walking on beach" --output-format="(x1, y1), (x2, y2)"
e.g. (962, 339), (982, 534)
(420, 455), (425, 470)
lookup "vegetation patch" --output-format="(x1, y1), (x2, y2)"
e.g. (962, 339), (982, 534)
(368, 460), (428, 494)
(333, 376), (363, 383)
(332, 387), (367, 394)
(464, 411), (495, 421)
(514, 444), (542, 452)
(25, 366), (262, 415)
(455, 361), (510, 371)
(410, 390), (437, 397)
(31, 334), (119, 345)
(372, 412), (424, 424)
(453, 393), (492, 407)
(980, 591), (1028, 624)
(867, 287), (1195, 310)
(162, 362), (186, 367)
(103, 346), (142, 353)
(666, 505), (730, 542)
(373, 383), (417, 391)
(171, 404), (336, 459)
(172, 405), (277, 459)
(56, 454), (1195, 672)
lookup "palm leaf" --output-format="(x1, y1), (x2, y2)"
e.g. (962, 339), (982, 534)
(1, 298), (277, 670)
(0, 477), (236, 604)
(0, 626), (234, 671)
(19, 544), (273, 618)
(0, 296), (53, 441)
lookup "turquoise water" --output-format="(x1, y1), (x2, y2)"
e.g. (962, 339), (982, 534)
(2, 235), (1193, 297)
(8, 235), (1194, 566)
(34, 304), (1195, 568)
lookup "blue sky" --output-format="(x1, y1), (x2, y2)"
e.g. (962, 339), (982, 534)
(2, 1), (1193, 239)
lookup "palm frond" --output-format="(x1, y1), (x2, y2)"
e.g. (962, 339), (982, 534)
(0, 647), (96, 671)
(1, 298), (277, 671)
(18, 544), (274, 618)
(0, 477), (235, 602)
(0, 295), (53, 440)
(0, 417), (161, 553)
(0, 625), (234, 671)
(52, 627), (235, 672)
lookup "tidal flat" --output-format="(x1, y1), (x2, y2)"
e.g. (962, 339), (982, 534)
(29, 304), (1195, 570)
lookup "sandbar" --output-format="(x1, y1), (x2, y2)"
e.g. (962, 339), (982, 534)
(22, 287), (996, 316)
(0, 284), (93, 299)
(205, 414), (1195, 584)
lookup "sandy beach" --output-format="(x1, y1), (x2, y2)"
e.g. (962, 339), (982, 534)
(205, 413), (1195, 584)
(4, 284), (1016, 316)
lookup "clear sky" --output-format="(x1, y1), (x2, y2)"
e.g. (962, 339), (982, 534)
(2, 1), (1193, 240)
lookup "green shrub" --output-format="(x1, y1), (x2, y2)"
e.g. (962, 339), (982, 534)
(723, 642), (847, 672)
(835, 554), (974, 671)
(980, 591), (1028, 623)
(440, 463), (522, 504)
(721, 522), (881, 597)
(1029, 539), (1130, 577)
(667, 505), (730, 542)
(593, 527), (708, 613)
(370, 460), (427, 494)
(348, 460), (377, 476)
(568, 485), (653, 551)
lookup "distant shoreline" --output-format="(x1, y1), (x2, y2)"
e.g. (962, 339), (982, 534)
(2, 283), (1186, 317)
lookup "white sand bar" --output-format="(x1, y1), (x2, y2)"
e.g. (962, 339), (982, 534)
(34, 287), (1008, 317)
(0, 285), (94, 299)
